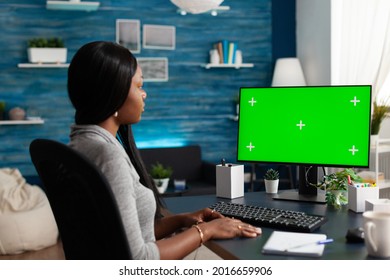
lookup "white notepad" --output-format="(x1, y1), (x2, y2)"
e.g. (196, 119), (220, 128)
(262, 231), (328, 257)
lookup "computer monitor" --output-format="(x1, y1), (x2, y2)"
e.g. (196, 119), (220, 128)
(237, 85), (372, 203)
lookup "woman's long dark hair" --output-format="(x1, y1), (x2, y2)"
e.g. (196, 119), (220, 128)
(68, 41), (164, 217)
(117, 125), (165, 218)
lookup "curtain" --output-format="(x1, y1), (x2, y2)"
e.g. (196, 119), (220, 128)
(331, 0), (390, 104)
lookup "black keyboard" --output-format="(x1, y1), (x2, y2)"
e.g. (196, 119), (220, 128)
(209, 201), (327, 233)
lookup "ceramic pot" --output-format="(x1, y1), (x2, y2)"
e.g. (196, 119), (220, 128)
(28, 48), (67, 64)
(154, 178), (170, 194)
(264, 179), (279, 194)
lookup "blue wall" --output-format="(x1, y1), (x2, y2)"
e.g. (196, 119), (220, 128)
(0, 0), (295, 176)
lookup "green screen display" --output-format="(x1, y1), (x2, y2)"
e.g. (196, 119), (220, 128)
(237, 86), (371, 167)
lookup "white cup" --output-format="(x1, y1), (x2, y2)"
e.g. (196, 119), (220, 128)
(363, 211), (390, 258)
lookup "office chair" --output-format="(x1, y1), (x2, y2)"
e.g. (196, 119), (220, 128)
(29, 139), (132, 260)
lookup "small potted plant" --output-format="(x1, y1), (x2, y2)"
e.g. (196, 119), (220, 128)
(27, 37), (67, 64)
(150, 162), (173, 194)
(264, 168), (279, 194)
(315, 168), (363, 208)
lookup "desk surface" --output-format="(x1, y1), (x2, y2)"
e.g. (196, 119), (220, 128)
(164, 191), (372, 260)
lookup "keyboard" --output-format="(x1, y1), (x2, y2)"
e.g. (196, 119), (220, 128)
(209, 201), (327, 233)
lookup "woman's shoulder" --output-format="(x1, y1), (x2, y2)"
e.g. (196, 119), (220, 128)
(69, 128), (123, 162)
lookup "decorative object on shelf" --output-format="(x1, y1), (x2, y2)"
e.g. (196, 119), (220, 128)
(0, 101), (5, 120)
(271, 57), (306, 86)
(315, 168), (363, 209)
(150, 162), (173, 194)
(46, 0), (100, 12)
(27, 37), (67, 64)
(8, 107), (26, 121)
(264, 168), (279, 194)
(209, 49), (220, 64)
(170, 0), (228, 15)
(235, 50), (242, 65)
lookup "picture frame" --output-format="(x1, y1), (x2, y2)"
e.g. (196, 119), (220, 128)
(137, 57), (169, 82)
(116, 19), (141, 54)
(143, 24), (176, 50)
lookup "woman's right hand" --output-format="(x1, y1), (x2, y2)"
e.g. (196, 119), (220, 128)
(199, 217), (262, 241)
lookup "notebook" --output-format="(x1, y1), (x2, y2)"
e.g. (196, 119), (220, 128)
(262, 231), (328, 257)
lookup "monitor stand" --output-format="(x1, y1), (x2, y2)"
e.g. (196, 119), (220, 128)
(273, 166), (326, 204)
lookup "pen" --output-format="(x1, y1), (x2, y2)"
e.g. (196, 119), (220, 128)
(285, 238), (334, 251)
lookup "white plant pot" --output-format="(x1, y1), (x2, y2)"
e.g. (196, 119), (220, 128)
(27, 48), (67, 64)
(370, 134), (379, 148)
(154, 178), (170, 194)
(264, 179), (279, 194)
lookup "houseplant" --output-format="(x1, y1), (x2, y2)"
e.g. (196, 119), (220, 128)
(150, 162), (173, 194)
(264, 168), (279, 194)
(315, 168), (363, 208)
(371, 99), (388, 138)
(27, 37), (67, 64)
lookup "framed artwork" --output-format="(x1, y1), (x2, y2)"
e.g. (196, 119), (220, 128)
(143, 24), (176, 50)
(116, 19), (141, 53)
(137, 57), (169, 82)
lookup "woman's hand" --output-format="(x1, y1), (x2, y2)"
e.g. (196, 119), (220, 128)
(199, 217), (262, 240)
(180, 208), (224, 228)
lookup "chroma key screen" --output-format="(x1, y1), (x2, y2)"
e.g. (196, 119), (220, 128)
(237, 85), (371, 168)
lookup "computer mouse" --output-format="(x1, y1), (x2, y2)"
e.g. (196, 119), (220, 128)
(346, 227), (365, 243)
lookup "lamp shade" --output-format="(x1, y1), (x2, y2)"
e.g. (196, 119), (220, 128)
(271, 58), (306, 86)
(170, 0), (224, 14)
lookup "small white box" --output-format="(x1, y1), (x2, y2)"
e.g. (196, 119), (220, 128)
(216, 164), (244, 199)
(348, 184), (379, 213)
(365, 199), (390, 212)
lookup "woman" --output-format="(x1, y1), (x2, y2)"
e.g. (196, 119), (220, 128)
(67, 41), (261, 260)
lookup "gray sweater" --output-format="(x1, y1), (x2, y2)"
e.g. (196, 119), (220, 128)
(69, 124), (160, 260)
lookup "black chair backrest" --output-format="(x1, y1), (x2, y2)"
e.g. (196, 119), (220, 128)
(29, 139), (132, 260)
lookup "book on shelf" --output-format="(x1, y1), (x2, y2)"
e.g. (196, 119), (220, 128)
(228, 42), (237, 64)
(215, 42), (223, 64)
(222, 40), (229, 64)
(212, 40), (239, 64)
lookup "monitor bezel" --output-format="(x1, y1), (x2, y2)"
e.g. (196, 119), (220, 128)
(236, 85), (372, 169)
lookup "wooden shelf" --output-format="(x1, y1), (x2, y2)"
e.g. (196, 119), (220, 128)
(46, 1), (100, 12)
(201, 63), (254, 69)
(0, 118), (44, 125)
(17, 63), (69, 68)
